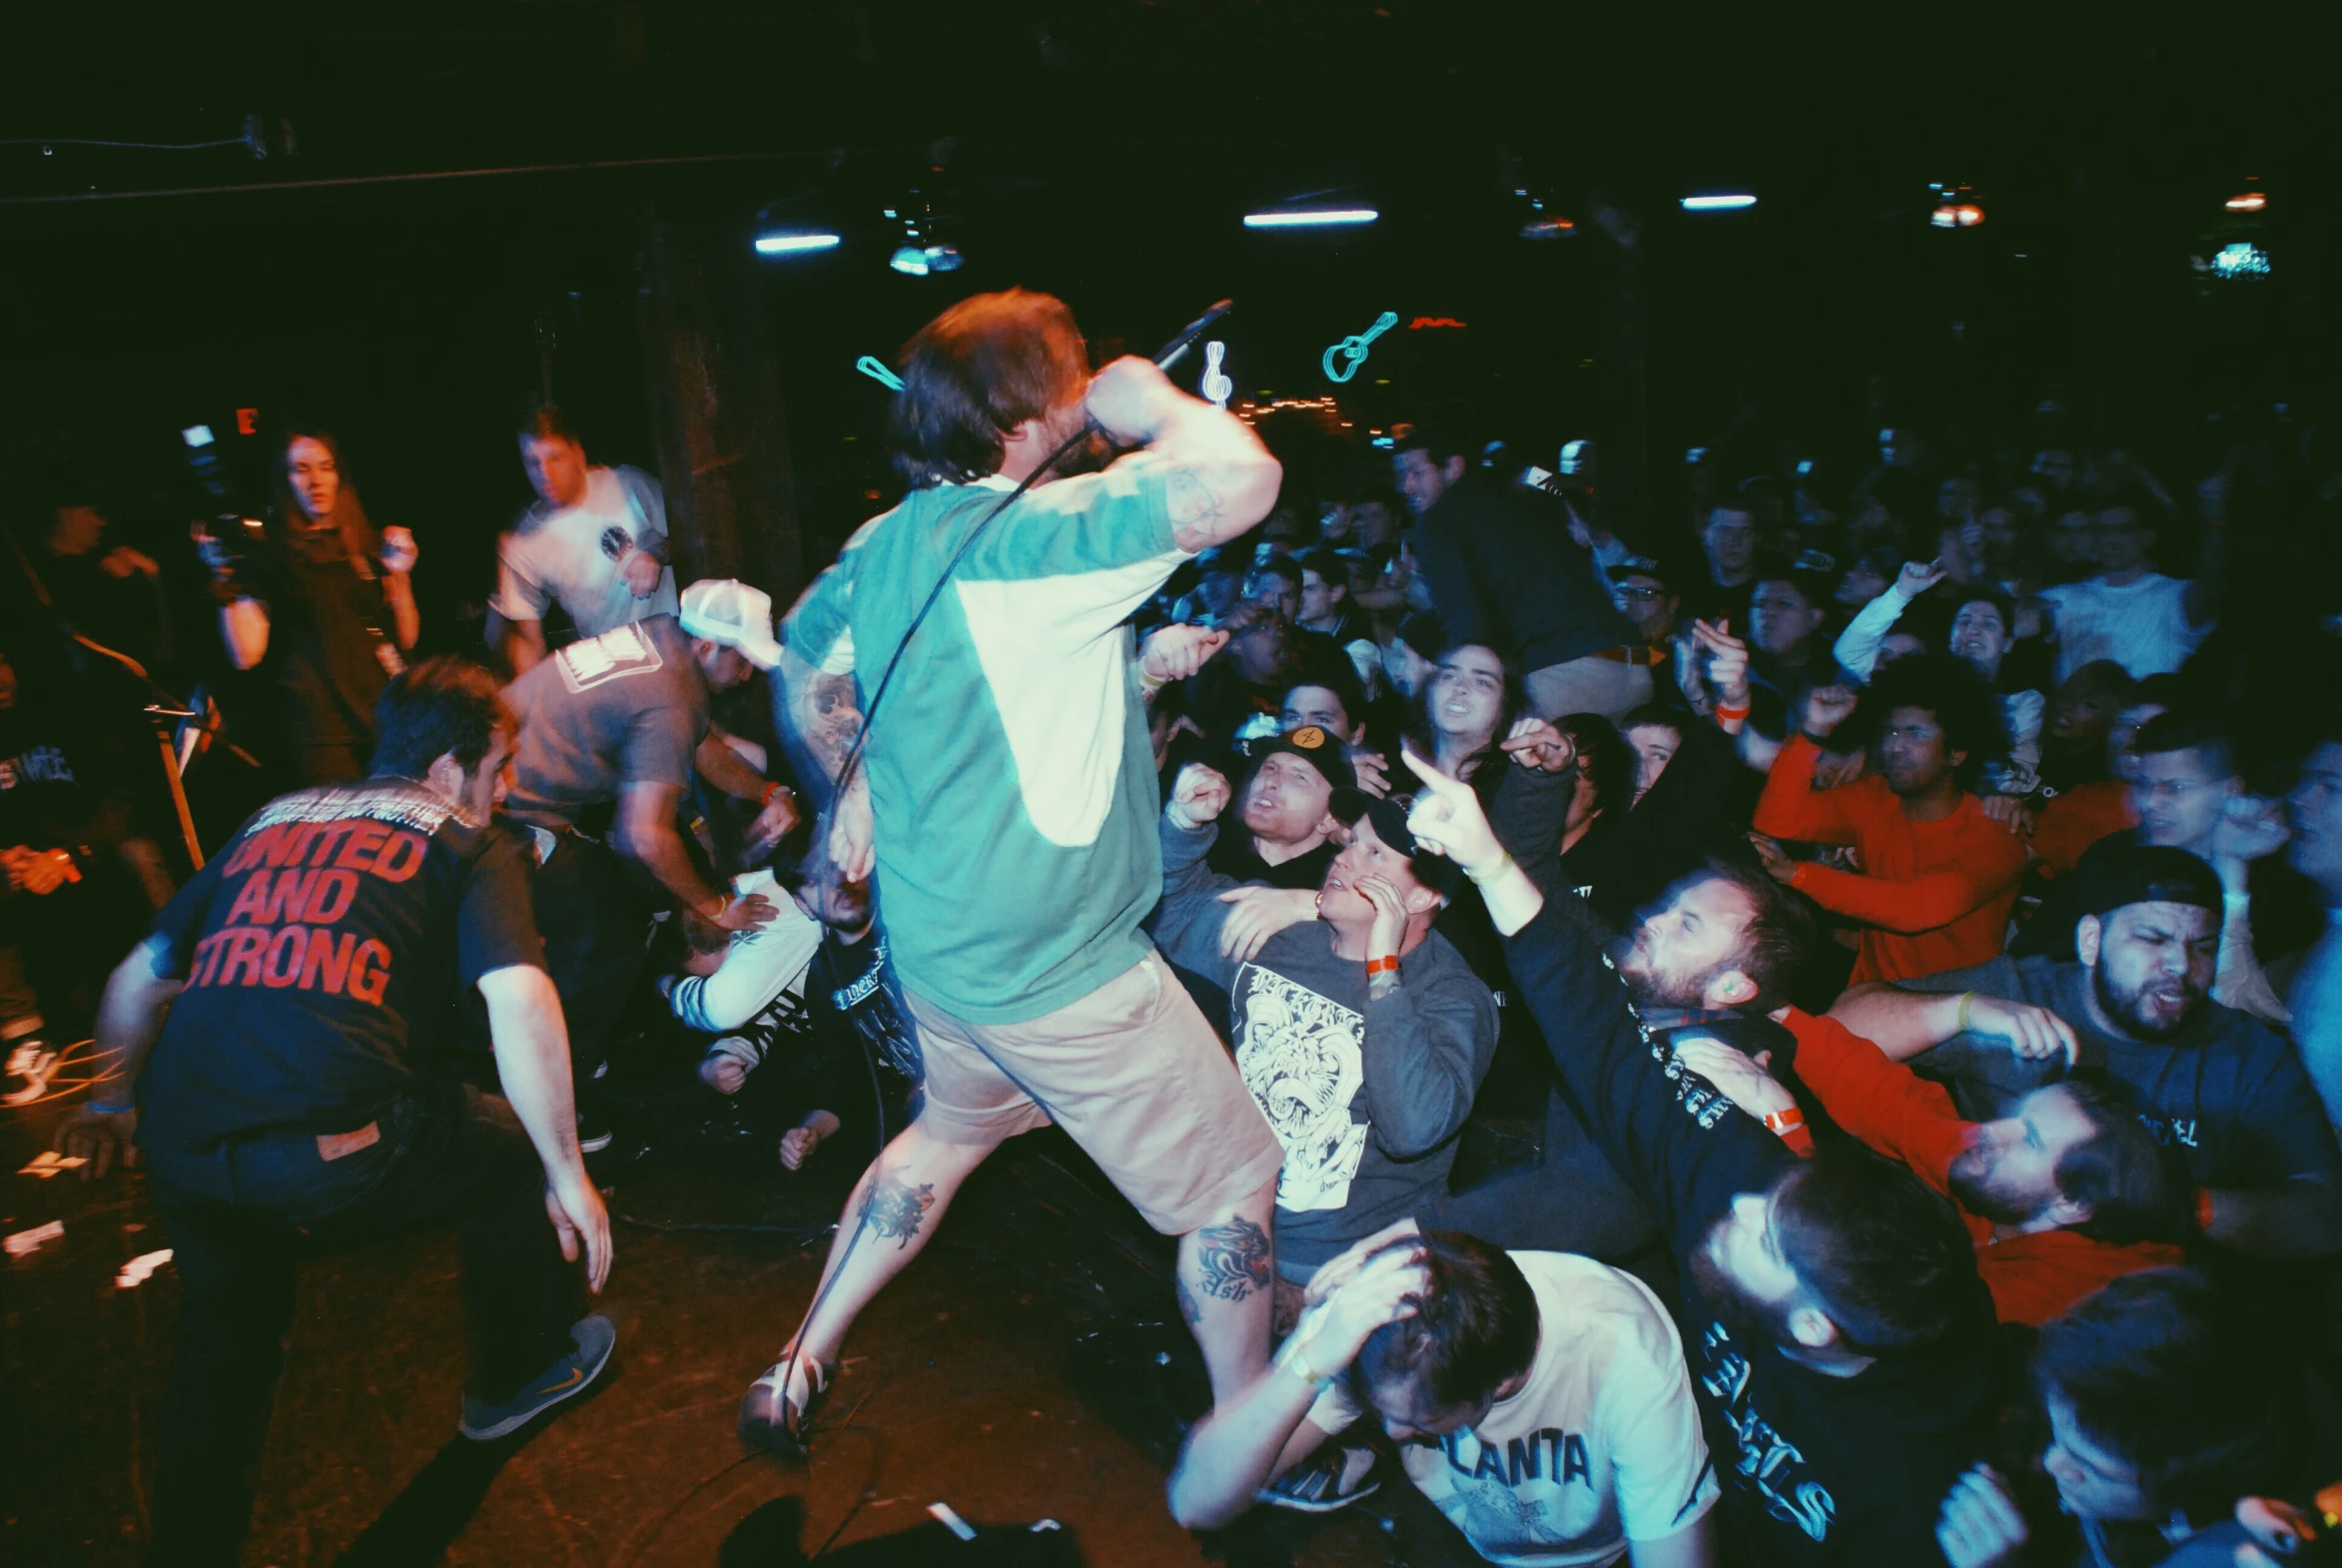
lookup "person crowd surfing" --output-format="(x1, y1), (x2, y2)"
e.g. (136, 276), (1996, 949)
(24, 281), (2342, 1568)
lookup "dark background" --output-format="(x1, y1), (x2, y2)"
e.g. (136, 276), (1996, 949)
(1, 0), (2328, 611)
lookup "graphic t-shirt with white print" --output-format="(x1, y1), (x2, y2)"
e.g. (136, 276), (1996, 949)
(1308, 1252), (1720, 1567)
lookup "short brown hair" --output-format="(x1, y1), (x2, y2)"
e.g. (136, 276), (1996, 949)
(371, 656), (513, 778)
(889, 289), (1088, 488)
(516, 398), (585, 448)
(1349, 1231), (1539, 1411)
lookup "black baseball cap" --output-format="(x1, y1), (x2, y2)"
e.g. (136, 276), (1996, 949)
(1241, 725), (1355, 792)
(1329, 787), (1465, 897)
(2075, 840), (2225, 923)
(1608, 554), (1671, 588)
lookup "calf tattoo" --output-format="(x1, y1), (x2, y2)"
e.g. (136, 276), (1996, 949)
(863, 1173), (937, 1249)
(1190, 1216), (1273, 1303)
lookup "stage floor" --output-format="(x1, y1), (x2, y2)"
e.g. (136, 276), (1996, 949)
(4, 1091), (1480, 1566)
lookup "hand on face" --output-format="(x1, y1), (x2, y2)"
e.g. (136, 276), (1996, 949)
(1355, 873), (1411, 956)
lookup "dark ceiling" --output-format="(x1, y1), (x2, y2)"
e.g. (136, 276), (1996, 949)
(1, 2), (2328, 571)
(2, 2), (2321, 210)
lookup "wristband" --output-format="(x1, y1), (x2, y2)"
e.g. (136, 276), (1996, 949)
(1365, 955), (1399, 977)
(1139, 665), (1171, 693)
(1273, 1327), (1334, 1386)
(89, 1099), (136, 1117)
(1465, 853), (1518, 888)
(709, 893), (732, 924)
(1763, 1106), (1814, 1157)
(1799, 729), (1838, 749)
(1714, 701), (1751, 723)
(761, 781), (787, 808)
(2196, 1186), (2216, 1233)
(1954, 991), (1977, 1033)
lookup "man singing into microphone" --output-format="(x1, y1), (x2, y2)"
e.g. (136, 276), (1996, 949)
(748, 289), (1285, 1450)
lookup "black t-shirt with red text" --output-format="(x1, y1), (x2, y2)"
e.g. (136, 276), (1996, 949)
(136, 780), (543, 1155)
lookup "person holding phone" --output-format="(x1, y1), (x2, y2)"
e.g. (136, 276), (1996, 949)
(214, 425), (420, 785)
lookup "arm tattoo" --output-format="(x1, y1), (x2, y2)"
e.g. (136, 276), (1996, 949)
(1166, 467), (1226, 552)
(1190, 1215), (1273, 1303)
(861, 1173), (937, 1249)
(1174, 1272), (1203, 1327)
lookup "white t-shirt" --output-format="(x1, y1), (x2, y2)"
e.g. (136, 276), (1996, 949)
(665, 871), (825, 1034)
(493, 464), (679, 638)
(1308, 1252), (1718, 1567)
(2040, 572), (2205, 683)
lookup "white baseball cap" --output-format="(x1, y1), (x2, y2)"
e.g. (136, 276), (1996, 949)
(679, 578), (783, 670)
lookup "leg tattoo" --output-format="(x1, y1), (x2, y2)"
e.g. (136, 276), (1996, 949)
(1190, 1216), (1273, 1303)
(862, 1172), (937, 1249)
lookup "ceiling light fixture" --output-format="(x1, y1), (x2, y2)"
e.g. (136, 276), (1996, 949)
(754, 231), (841, 256)
(1681, 193), (1757, 212)
(1243, 208), (1379, 228)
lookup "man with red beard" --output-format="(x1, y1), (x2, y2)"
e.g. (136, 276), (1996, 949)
(1834, 841), (2342, 1261)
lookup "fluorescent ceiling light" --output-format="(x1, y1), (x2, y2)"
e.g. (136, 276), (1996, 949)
(1680, 194), (1757, 211)
(1243, 208), (1379, 228)
(754, 232), (842, 255)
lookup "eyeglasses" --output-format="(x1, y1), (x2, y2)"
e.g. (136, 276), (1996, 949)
(1613, 585), (1666, 602)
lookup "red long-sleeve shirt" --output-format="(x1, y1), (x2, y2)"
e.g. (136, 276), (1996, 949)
(2031, 778), (2137, 878)
(1778, 1009), (2182, 1326)
(1755, 734), (2026, 984)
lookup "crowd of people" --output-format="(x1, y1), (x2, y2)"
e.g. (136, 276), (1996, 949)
(12, 282), (2342, 1567)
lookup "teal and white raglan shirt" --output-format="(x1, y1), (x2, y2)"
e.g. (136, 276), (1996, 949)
(783, 455), (1190, 1026)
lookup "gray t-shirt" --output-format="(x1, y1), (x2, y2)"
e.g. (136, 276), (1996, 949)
(1903, 952), (2341, 1189)
(1154, 815), (1499, 1270)
(503, 614), (709, 832)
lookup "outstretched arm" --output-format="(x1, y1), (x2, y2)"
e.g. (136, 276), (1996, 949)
(1400, 751), (1794, 1241)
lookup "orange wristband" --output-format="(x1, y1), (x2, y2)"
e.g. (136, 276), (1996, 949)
(2196, 1187), (2216, 1232)
(1365, 955), (1399, 976)
(1764, 1107), (1814, 1157)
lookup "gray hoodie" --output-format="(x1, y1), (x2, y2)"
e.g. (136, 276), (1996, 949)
(1155, 814), (1499, 1271)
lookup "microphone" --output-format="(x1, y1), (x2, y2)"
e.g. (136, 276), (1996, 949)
(1155, 299), (1235, 372)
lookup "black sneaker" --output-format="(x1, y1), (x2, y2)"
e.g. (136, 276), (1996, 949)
(1258, 1443), (1380, 1512)
(459, 1313), (616, 1440)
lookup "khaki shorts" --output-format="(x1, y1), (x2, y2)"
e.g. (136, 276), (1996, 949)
(907, 952), (1284, 1237)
